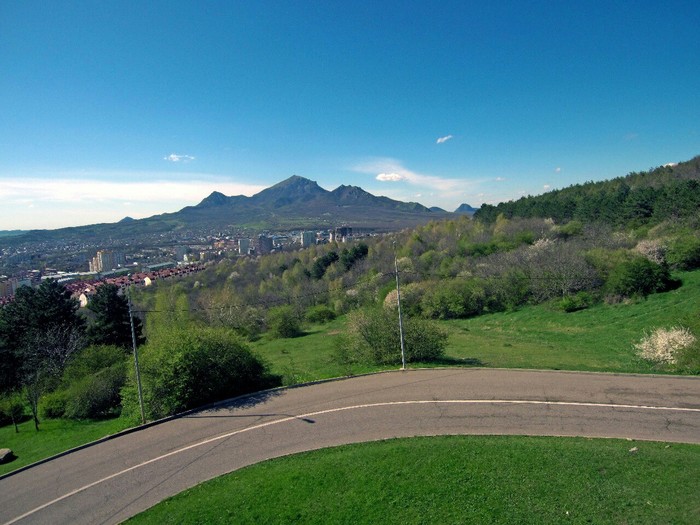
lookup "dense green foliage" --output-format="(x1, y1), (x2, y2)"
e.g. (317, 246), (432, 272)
(86, 284), (144, 348)
(121, 325), (280, 422)
(337, 307), (447, 365)
(474, 156), (700, 226)
(42, 345), (128, 420)
(126, 436), (700, 525)
(0, 280), (85, 395)
(267, 305), (302, 338)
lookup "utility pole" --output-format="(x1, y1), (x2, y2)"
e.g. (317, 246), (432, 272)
(393, 242), (407, 370)
(127, 288), (146, 424)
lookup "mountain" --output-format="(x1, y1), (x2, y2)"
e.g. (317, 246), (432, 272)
(454, 203), (478, 216)
(4, 176), (452, 245)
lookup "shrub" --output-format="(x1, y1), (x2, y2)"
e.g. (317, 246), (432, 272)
(634, 327), (696, 365)
(605, 256), (674, 298)
(667, 236), (700, 270)
(305, 305), (336, 324)
(420, 280), (485, 320)
(337, 308), (447, 365)
(559, 291), (595, 313)
(268, 305), (302, 338)
(63, 363), (126, 419)
(41, 390), (68, 419)
(121, 326), (281, 421)
(383, 282), (427, 317)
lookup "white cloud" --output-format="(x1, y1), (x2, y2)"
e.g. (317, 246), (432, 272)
(436, 135), (453, 144)
(555, 167), (561, 173)
(544, 184), (551, 190)
(354, 158), (466, 192)
(164, 153), (195, 162)
(376, 172), (405, 182)
(0, 173), (267, 229)
(495, 177), (506, 182)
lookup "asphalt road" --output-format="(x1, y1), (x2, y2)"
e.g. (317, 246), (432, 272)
(2, 368), (699, 525)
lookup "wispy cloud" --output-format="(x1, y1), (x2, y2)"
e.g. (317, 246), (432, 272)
(376, 172), (405, 182)
(164, 153), (195, 162)
(354, 158), (466, 192)
(436, 135), (453, 144)
(554, 167), (561, 173)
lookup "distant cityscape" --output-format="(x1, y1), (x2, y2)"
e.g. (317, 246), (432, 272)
(0, 226), (362, 306)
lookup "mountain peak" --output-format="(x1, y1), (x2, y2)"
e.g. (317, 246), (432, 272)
(198, 191), (230, 207)
(252, 175), (328, 207)
(454, 203), (478, 215)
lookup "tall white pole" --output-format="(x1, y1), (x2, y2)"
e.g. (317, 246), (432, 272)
(127, 288), (146, 424)
(393, 242), (407, 370)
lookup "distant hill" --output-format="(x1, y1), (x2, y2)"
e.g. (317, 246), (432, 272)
(0, 230), (28, 238)
(5, 176), (452, 245)
(454, 203), (478, 216)
(474, 155), (700, 225)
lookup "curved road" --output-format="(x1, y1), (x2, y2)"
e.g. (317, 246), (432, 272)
(2, 369), (700, 525)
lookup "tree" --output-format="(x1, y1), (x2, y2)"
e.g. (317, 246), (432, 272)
(86, 284), (144, 349)
(0, 280), (85, 398)
(337, 307), (447, 366)
(0, 392), (24, 432)
(21, 325), (84, 429)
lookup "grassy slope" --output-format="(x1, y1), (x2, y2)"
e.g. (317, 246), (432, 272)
(0, 417), (131, 476)
(442, 270), (700, 373)
(126, 435), (700, 525)
(255, 270), (700, 380)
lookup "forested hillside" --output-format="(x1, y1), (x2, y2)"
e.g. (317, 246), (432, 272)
(475, 156), (700, 225)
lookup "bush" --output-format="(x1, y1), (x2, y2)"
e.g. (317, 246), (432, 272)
(121, 326), (281, 421)
(420, 280), (485, 319)
(559, 291), (595, 313)
(605, 256), (674, 298)
(634, 327), (696, 365)
(337, 308), (447, 366)
(305, 305), (336, 324)
(63, 363), (126, 419)
(41, 390), (68, 419)
(667, 236), (700, 270)
(268, 305), (302, 338)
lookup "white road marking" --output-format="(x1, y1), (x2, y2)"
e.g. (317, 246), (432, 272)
(5, 399), (700, 524)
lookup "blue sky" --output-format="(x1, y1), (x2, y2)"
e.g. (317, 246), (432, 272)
(1, 1), (699, 230)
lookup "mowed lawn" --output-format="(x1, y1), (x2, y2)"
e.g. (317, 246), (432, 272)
(125, 435), (700, 525)
(0, 417), (131, 476)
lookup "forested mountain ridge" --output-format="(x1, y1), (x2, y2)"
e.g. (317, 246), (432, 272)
(475, 156), (700, 225)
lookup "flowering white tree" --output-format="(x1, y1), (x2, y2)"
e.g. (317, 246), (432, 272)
(634, 327), (696, 365)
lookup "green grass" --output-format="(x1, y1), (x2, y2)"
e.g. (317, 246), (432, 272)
(0, 416), (131, 476)
(254, 270), (700, 378)
(126, 435), (700, 525)
(251, 316), (384, 384)
(443, 270), (700, 373)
